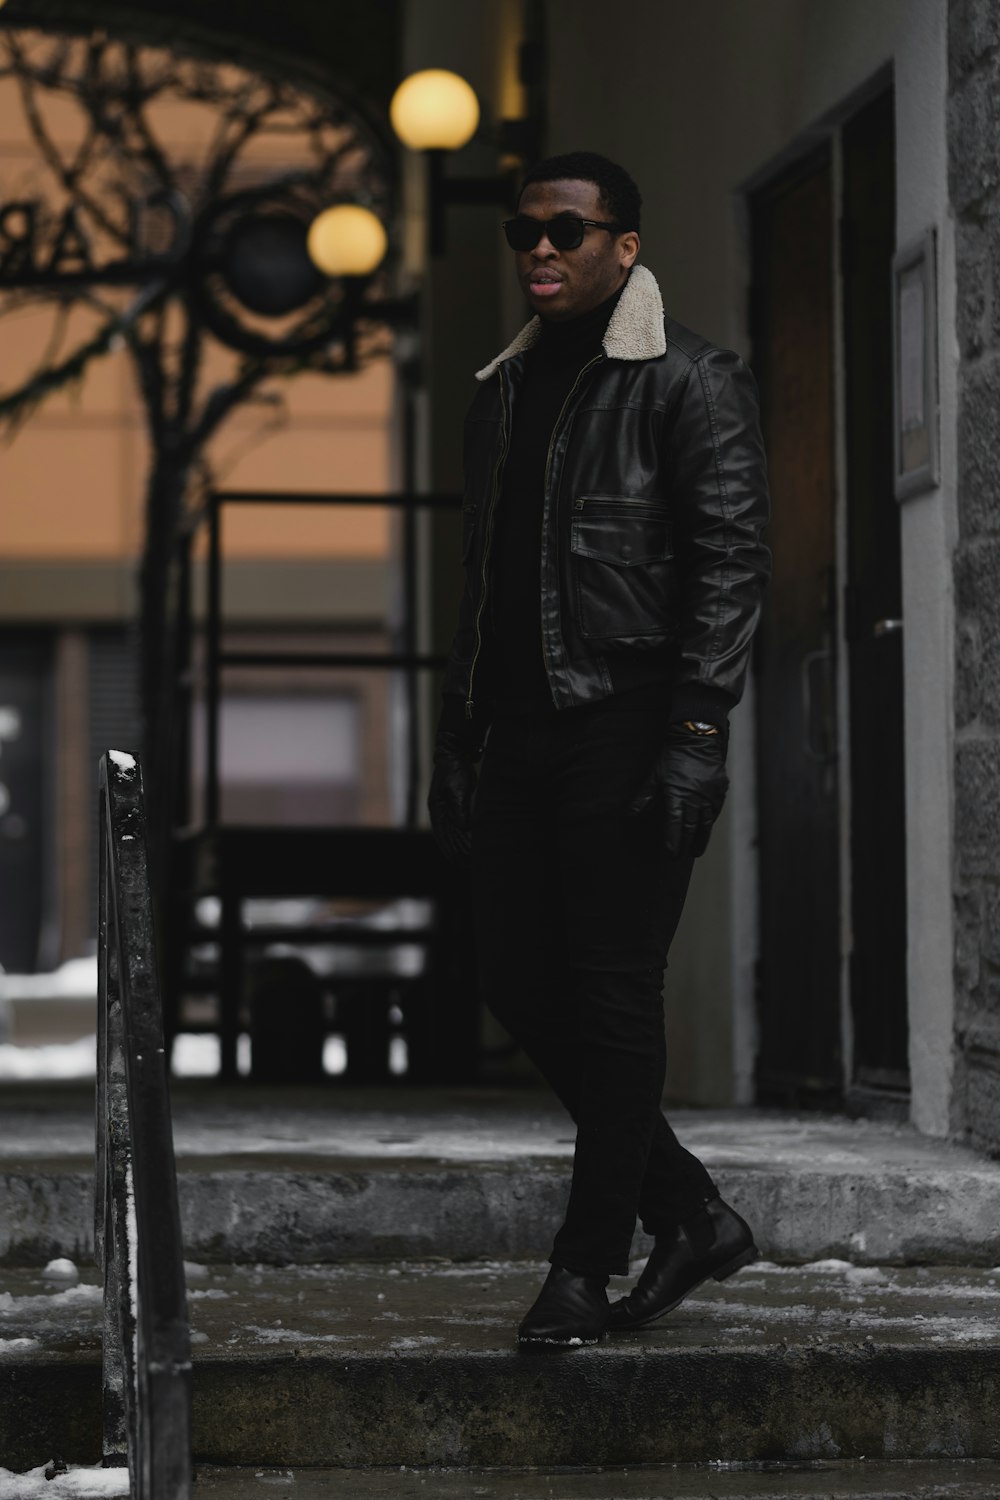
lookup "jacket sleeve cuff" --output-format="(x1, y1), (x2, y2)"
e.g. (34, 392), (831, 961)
(667, 683), (735, 726)
(436, 693), (491, 758)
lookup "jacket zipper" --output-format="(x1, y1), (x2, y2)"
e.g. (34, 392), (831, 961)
(465, 366), (511, 719)
(574, 495), (668, 516)
(541, 355), (603, 695)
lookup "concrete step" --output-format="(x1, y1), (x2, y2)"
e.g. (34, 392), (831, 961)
(3, 1084), (1000, 1267)
(188, 1459), (1000, 1498)
(4, 1460), (1000, 1499)
(3, 1258), (1000, 1471)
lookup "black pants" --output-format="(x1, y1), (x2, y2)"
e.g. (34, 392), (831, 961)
(471, 695), (719, 1278)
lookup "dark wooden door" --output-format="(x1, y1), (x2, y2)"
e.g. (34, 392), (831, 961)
(842, 87), (908, 1094)
(752, 151), (842, 1105)
(0, 639), (49, 973)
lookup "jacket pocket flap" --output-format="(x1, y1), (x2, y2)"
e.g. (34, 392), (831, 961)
(570, 502), (672, 567)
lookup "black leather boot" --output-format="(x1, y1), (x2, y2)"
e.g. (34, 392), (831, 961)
(517, 1264), (610, 1346)
(607, 1195), (757, 1332)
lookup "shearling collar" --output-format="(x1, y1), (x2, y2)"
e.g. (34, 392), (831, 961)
(475, 263), (665, 381)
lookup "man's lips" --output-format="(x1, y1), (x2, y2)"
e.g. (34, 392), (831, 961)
(527, 275), (563, 298)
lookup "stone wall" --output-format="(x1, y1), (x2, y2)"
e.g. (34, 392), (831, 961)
(949, 0), (1000, 1154)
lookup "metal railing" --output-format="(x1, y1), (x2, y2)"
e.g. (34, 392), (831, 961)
(96, 750), (192, 1497)
(175, 488), (460, 837)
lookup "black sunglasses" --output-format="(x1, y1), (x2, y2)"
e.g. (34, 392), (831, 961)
(501, 214), (620, 252)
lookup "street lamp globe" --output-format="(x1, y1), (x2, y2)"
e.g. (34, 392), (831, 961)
(306, 204), (388, 278)
(389, 69), (480, 152)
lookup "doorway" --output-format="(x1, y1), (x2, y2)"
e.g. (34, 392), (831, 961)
(0, 637), (51, 974)
(751, 147), (841, 1105)
(750, 84), (907, 1107)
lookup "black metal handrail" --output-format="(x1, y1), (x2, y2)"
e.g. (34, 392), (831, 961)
(96, 750), (192, 1497)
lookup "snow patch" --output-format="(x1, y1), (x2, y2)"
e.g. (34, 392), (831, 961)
(108, 750), (136, 773)
(0, 1338), (39, 1353)
(124, 1161), (139, 1406)
(0, 957), (97, 1002)
(0, 1021), (269, 1090)
(430, 1262), (507, 1278)
(927, 1320), (1000, 1342)
(125, 1160), (138, 1330)
(241, 1325), (353, 1345)
(0, 1284), (101, 1314)
(0, 1463), (130, 1496)
(42, 1259), (79, 1284)
(794, 1260), (884, 1285)
(171, 1033), (219, 1077)
(844, 1266), (884, 1285)
(0, 1035), (97, 1080)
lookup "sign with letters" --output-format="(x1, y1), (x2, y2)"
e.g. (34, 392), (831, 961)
(0, 190), (190, 287)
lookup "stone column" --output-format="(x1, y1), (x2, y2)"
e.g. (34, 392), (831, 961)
(948, 0), (1000, 1151)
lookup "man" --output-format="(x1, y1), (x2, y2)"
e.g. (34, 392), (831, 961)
(428, 152), (770, 1345)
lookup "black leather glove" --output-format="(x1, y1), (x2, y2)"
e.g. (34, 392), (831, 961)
(627, 722), (729, 859)
(428, 728), (478, 866)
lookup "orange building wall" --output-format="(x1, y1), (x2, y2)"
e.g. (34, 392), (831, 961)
(0, 60), (396, 577)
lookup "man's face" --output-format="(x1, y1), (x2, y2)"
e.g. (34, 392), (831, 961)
(513, 178), (640, 322)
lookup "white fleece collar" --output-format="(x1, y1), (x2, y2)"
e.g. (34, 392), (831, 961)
(475, 263), (665, 381)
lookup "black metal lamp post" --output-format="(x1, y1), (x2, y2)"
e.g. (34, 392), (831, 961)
(392, 68), (497, 256)
(389, 64), (548, 256)
(388, 65), (543, 257)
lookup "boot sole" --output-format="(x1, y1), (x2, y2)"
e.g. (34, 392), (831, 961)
(608, 1242), (759, 1333)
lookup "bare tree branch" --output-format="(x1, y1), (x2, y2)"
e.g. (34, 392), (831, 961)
(203, 80), (283, 203)
(34, 298), (72, 379)
(119, 44), (175, 192)
(6, 34), (130, 245)
(129, 312), (169, 445)
(190, 357), (269, 449)
(174, 293), (202, 430)
(0, 279), (168, 432)
(210, 387), (289, 487)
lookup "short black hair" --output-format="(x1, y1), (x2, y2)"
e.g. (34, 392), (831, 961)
(517, 151), (642, 235)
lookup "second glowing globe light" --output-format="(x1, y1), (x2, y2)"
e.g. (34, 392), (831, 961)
(308, 69), (480, 277)
(306, 204), (388, 277)
(389, 69), (480, 152)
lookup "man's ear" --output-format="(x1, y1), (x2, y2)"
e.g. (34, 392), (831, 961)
(620, 231), (640, 269)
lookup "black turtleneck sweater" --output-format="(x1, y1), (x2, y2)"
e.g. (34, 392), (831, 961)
(484, 281), (627, 714)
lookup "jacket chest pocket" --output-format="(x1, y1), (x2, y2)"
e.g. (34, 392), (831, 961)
(570, 495), (674, 640)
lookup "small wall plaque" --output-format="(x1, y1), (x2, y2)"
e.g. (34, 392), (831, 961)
(892, 229), (939, 501)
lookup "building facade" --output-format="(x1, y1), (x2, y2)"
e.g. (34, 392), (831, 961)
(2, 0), (998, 1152)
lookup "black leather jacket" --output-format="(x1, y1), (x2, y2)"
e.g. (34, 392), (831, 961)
(442, 265), (771, 729)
